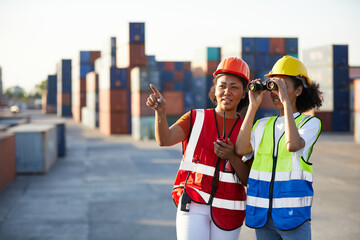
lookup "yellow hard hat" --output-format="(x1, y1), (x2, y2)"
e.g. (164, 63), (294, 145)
(264, 55), (311, 87)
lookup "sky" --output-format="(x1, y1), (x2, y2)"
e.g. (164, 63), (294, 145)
(0, 0), (360, 92)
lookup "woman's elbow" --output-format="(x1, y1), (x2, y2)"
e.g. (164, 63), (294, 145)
(286, 142), (303, 152)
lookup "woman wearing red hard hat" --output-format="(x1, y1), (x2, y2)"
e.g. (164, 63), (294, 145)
(146, 57), (251, 239)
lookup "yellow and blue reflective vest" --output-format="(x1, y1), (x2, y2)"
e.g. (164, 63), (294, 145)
(246, 114), (321, 230)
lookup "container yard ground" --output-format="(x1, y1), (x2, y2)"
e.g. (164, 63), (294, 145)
(0, 110), (359, 240)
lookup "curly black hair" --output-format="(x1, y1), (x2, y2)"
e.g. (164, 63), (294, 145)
(208, 73), (249, 112)
(291, 77), (323, 113)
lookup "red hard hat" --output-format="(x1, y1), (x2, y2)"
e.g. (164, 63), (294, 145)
(213, 57), (250, 83)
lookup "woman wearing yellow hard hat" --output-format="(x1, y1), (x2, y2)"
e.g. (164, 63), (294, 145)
(235, 55), (323, 239)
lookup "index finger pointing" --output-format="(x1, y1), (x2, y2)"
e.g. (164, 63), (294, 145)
(150, 84), (161, 96)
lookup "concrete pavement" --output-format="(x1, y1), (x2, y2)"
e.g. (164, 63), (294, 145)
(0, 111), (359, 239)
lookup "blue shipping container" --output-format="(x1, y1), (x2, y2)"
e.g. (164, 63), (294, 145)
(110, 67), (128, 89)
(255, 38), (270, 53)
(333, 66), (349, 89)
(147, 56), (157, 68)
(242, 38), (256, 53)
(269, 54), (282, 68)
(334, 89), (350, 110)
(80, 51), (91, 64)
(333, 45), (348, 66)
(175, 62), (184, 70)
(207, 47), (221, 61)
(60, 105), (72, 117)
(47, 75), (57, 104)
(285, 38), (298, 54)
(332, 111), (350, 131)
(157, 62), (165, 71)
(161, 71), (174, 82)
(241, 54), (255, 71)
(254, 54), (271, 72)
(174, 82), (184, 91)
(184, 91), (193, 112)
(80, 64), (94, 78)
(129, 22), (145, 43)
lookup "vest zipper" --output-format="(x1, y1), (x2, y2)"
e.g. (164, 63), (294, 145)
(268, 116), (280, 215)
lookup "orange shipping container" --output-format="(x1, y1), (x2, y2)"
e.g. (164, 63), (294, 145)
(354, 78), (360, 112)
(314, 111), (332, 132)
(162, 91), (184, 116)
(164, 82), (175, 91)
(99, 111), (129, 135)
(164, 62), (175, 71)
(131, 91), (154, 117)
(99, 89), (129, 112)
(116, 43), (146, 68)
(90, 51), (101, 64)
(207, 60), (220, 76)
(183, 62), (191, 71)
(174, 71), (184, 81)
(86, 72), (99, 92)
(0, 133), (16, 192)
(270, 38), (286, 54)
(57, 92), (71, 106)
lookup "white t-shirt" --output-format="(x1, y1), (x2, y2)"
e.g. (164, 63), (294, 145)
(243, 112), (321, 163)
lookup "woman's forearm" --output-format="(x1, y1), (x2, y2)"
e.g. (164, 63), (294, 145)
(283, 101), (305, 152)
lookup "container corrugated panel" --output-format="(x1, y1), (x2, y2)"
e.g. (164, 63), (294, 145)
(161, 71), (174, 82)
(285, 38), (298, 53)
(80, 64), (94, 78)
(80, 51), (91, 64)
(90, 51), (101, 64)
(207, 47), (221, 61)
(269, 54), (282, 68)
(241, 54), (255, 71)
(99, 111), (129, 135)
(332, 111), (350, 131)
(163, 91), (184, 116)
(32, 118), (66, 156)
(111, 67), (128, 89)
(164, 62), (175, 71)
(255, 38), (270, 53)
(81, 107), (98, 129)
(131, 91), (154, 117)
(184, 91), (193, 112)
(99, 89), (129, 112)
(174, 82), (184, 91)
(333, 89), (350, 110)
(333, 66), (349, 89)
(131, 67), (150, 92)
(157, 62), (165, 71)
(333, 45), (348, 66)
(131, 116), (155, 140)
(354, 79), (360, 112)
(0, 132), (16, 192)
(147, 56), (157, 68)
(314, 111), (333, 132)
(129, 22), (145, 43)
(241, 38), (256, 53)
(174, 62), (183, 70)
(254, 54), (271, 72)
(269, 38), (285, 54)
(86, 91), (98, 111)
(57, 105), (72, 118)
(8, 124), (57, 173)
(349, 67), (360, 79)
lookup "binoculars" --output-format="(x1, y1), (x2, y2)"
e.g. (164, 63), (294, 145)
(247, 80), (278, 91)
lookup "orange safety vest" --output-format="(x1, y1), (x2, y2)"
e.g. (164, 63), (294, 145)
(172, 109), (246, 230)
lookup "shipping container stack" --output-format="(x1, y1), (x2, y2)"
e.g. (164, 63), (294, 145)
(223, 37), (298, 119)
(44, 74), (57, 114)
(72, 50), (101, 122)
(349, 66), (360, 133)
(56, 59), (72, 117)
(157, 60), (189, 124)
(303, 45), (350, 132)
(131, 64), (160, 140)
(353, 78), (360, 143)
(191, 47), (221, 110)
(82, 71), (99, 128)
(0, 132), (16, 192)
(97, 36), (130, 135)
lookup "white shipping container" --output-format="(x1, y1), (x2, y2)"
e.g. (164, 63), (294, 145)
(81, 107), (98, 129)
(131, 116), (155, 140)
(307, 66), (333, 89)
(8, 124), (57, 174)
(319, 87), (334, 111)
(86, 91), (98, 110)
(354, 112), (360, 144)
(131, 67), (160, 92)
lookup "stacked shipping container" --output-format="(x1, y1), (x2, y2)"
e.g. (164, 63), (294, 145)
(82, 72), (99, 128)
(353, 79), (360, 143)
(191, 47), (221, 110)
(303, 45), (350, 131)
(45, 74), (57, 113)
(72, 51), (101, 122)
(97, 37), (130, 135)
(0, 132), (16, 191)
(222, 37), (299, 119)
(57, 59), (72, 117)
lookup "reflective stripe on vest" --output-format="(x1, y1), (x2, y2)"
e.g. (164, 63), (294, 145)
(246, 114), (321, 230)
(172, 109), (246, 230)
